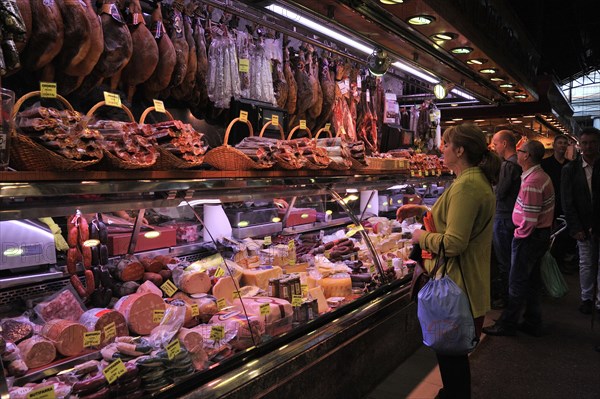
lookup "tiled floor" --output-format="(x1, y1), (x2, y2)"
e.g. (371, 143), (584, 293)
(366, 310), (501, 399)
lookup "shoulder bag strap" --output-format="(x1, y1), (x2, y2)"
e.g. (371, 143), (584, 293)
(431, 238), (446, 276)
(456, 256), (475, 319)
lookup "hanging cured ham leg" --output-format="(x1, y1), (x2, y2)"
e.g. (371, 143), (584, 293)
(120, 0), (159, 102)
(21, 0), (64, 71)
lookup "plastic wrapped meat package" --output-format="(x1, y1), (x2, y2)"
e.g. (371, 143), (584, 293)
(204, 309), (265, 350)
(233, 297), (293, 337)
(160, 220), (202, 244)
(33, 287), (85, 323)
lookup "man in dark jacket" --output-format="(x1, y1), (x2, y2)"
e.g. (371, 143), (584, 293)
(491, 130), (522, 308)
(562, 127), (600, 315)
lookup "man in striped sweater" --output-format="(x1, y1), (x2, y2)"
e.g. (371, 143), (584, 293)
(484, 140), (555, 336)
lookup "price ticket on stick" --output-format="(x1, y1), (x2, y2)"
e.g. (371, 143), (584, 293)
(103, 322), (116, 341)
(214, 266), (226, 278)
(260, 303), (271, 316)
(239, 110), (248, 122)
(299, 120), (307, 130)
(153, 309), (165, 323)
(191, 304), (200, 317)
(271, 115), (279, 126)
(217, 298), (227, 311)
(153, 99), (166, 113)
(324, 123), (331, 132)
(103, 92), (122, 107)
(239, 58), (250, 73)
(292, 295), (303, 307)
(40, 82), (57, 99)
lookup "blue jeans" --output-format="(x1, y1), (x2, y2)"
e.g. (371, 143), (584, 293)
(499, 228), (550, 329)
(577, 237), (600, 307)
(492, 217), (515, 301)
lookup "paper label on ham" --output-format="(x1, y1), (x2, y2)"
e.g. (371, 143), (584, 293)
(166, 339), (181, 360)
(160, 280), (178, 297)
(25, 385), (54, 399)
(210, 325), (225, 341)
(292, 295), (303, 307)
(104, 322), (116, 340)
(153, 309), (165, 323)
(84, 331), (101, 347)
(217, 298), (227, 311)
(103, 358), (126, 384)
(214, 267), (225, 278)
(191, 304), (199, 317)
(260, 303), (271, 316)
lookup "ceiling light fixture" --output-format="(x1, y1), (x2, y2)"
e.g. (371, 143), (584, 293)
(451, 88), (476, 100)
(432, 32), (457, 41)
(433, 84), (447, 99)
(450, 103), (459, 107)
(479, 68), (497, 74)
(490, 77), (504, 82)
(407, 15), (436, 25)
(499, 83), (514, 88)
(380, 0), (404, 4)
(514, 94), (527, 99)
(474, 119), (485, 122)
(467, 58), (487, 65)
(266, 5), (440, 84)
(452, 118), (463, 121)
(451, 47), (473, 54)
(506, 90), (518, 94)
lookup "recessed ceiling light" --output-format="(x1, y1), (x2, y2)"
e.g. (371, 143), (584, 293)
(452, 118), (463, 121)
(479, 68), (497, 74)
(490, 77), (504, 82)
(474, 119), (485, 122)
(506, 90), (518, 94)
(512, 120), (523, 124)
(450, 103), (459, 107)
(431, 32), (457, 41)
(407, 15), (435, 25)
(451, 47), (473, 54)
(523, 115), (536, 118)
(499, 83), (514, 88)
(380, 0), (404, 4)
(467, 58), (488, 65)
(514, 94), (527, 99)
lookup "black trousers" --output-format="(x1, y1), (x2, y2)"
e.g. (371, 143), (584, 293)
(436, 316), (484, 399)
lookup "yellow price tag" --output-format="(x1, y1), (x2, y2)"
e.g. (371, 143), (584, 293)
(103, 322), (116, 341)
(346, 224), (364, 238)
(103, 92), (122, 107)
(301, 284), (308, 296)
(324, 250), (331, 259)
(160, 279), (178, 297)
(264, 236), (272, 246)
(210, 325), (225, 341)
(239, 58), (250, 73)
(103, 358), (126, 385)
(369, 264), (376, 274)
(437, 169), (442, 176)
(153, 99), (166, 113)
(288, 240), (295, 251)
(417, 170), (423, 177)
(387, 259), (393, 268)
(271, 115), (279, 126)
(232, 291), (241, 299)
(299, 120), (307, 130)
(84, 331), (101, 348)
(217, 298), (227, 311)
(424, 170), (429, 176)
(214, 267), (225, 278)
(153, 309), (165, 323)
(292, 295), (303, 307)
(40, 82), (57, 99)
(260, 303), (271, 316)
(166, 339), (181, 360)
(324, 123), (331, 132)
(410, 170), (415, 177)
(239, 110), (248, 122)
(191, 304), (199, 317)
(27, 385), (55, 399)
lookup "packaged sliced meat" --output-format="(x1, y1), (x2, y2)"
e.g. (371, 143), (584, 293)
(232, 297), (293, 336)
(34, 287), (85, 323)
(208, 309), (264, 350)
(41, 319), (86, 357)
(113, 292), (165, 335)
(79, 308), (129, 347)
(17, 335), (56, 368)
(0, 318), (33, 344)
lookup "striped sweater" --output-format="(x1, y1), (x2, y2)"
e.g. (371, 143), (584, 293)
(512, 164), (555, 238)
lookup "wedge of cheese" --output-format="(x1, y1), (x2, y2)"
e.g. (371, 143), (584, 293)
(241, 266), (283, 290)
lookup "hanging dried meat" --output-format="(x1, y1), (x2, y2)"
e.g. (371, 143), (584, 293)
(235, 30), (251, 99)
(16, 106), (103, 161)
(189, 8), (209, 118)
(0, 0), (27, 75)
(283, 41), (297, 127)
(148, 120), (208, 163)
(53, 0), (92, 76)
(170, 6), (197, 102)
(14, 0), (30, 52)
(161, 0), (189, 96)
(291, 46), (313, 128)
(142, 2), (176, 100)
(306, 46), (323, 129)
(206, 27), (241, 109)
(120, 0), (159, 102)
(314, 57), (335, 131)
(249, 38), (277, 105)
(20, 0), (64, 72)
(272, 59), (288, 109)
(331, 83), (357, 141)
(76, 0), (133, 95)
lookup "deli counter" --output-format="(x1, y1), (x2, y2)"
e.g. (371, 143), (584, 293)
(0, 170), (449, 399)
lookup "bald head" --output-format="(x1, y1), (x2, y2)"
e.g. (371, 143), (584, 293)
(492, 130), (517, 159)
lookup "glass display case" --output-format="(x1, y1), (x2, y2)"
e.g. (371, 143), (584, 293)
(0, 170), (451, 399)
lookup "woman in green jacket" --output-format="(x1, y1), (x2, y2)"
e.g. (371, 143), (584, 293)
(399, 123), (501, 399)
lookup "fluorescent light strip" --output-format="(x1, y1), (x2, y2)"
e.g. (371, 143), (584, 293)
(267, 4), (440, 84)
(451, 88), (476, 100)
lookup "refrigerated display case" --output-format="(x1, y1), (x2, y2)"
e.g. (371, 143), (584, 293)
(0, 170), (450, 399)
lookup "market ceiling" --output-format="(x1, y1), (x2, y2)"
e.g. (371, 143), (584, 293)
(249, 0), (600, 106)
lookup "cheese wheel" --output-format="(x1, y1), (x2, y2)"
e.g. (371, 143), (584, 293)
(41, 319), (86, 357)
(17, 336), (56, 368)
(113, 293), (165, 335)
(79, 308), (129, 347)
(180, 271), (212, 294)
(318, 273), (352, 298)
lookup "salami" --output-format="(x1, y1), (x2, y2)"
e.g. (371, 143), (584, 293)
(113, 292), (165, 335)
(79, 308), (129, 347)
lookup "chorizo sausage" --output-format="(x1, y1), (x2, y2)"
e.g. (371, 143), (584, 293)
(71, 275), (88, 298)
(67, 247), (82, 275)
(82, 245), (92, 270)
(85, 269), (96, 297)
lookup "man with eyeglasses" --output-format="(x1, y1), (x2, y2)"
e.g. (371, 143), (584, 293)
(564, 127), (600, 317)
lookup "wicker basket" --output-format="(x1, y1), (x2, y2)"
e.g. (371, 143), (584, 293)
(87, 101), (157, 170)
(9, 91), (102, 171)
(140, 106), (204, 170)
(204, 118), (274, 171)
(365, 157), (409, 171)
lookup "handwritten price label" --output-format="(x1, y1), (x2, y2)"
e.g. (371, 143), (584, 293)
(292, 295), (303, 307)
(84, 331), (101, 348)
(40, 82), (57, 99)
(260, 303), (271, 316)
(239, 110), (248, 122)
(239, 58), (250, 73)
(103, 358), (126, 384)
(299, 120), (307, 130)
(264, 236), (272, 246)
(324, 123), (331, 132)
(166, 339), (181, 360)
(288, 240), (295, 251)
(103, 92), (122, 107)
(271, 115), (279, 126)
(27, 385), (55, 399)
(214, 267), (225, 278)
(103, 322), (116, 341)
(160, 279), (178, 297)
(210, 325), (225, 341)
(153, 309), (165, 323)
(217, 298), (227, 311)
(191, 304), (199, 317)
(153, 99), (166, 113)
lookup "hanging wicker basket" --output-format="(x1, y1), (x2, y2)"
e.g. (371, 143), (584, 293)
(87, 101), (157, 170)
(204, 118), (274, 171)
(9, 91), (102, 171)
(140, 106), (205, 170)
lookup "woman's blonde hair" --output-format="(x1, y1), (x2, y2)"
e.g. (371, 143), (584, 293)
(443, 123), (501, 185)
